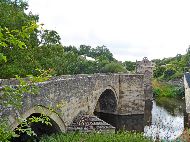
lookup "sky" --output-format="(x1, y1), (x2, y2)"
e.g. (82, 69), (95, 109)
(28, 0), (190, 61)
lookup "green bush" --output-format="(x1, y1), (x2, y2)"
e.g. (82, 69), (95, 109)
(152, 80), (184, 98)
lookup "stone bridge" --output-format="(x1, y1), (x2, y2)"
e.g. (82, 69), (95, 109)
(1, 58), (154, 136)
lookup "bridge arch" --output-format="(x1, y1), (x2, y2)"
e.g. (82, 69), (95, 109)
(10, 105), (66, 133)
(93, 86), (118, 114)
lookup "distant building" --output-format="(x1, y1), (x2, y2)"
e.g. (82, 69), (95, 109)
(136, 57), (155, 76)
(80, 55), (95, 61)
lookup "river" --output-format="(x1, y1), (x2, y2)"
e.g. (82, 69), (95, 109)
(95, 97), (185, 141)
(144, 99), (184, 141)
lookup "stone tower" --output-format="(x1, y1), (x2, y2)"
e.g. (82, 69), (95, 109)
(136, 57), (154, 100)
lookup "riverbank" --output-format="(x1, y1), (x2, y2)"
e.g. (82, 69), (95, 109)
(152, 79), (184, 98)
(156, 97), (185, 116)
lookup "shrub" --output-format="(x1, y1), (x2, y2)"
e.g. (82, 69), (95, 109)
(152, 80), (184, 98)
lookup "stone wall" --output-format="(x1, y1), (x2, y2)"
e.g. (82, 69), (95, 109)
(117, 74), (144, 115)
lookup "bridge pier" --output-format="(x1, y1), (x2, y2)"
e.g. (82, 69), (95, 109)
(184, 72), (190, 127)
(117, 74), (145, 115)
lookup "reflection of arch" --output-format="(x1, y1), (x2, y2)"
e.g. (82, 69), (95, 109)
(94, 86), (118, 114)
(10, 106), (66, 132)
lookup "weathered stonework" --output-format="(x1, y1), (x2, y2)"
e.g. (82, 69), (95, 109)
(1, 72), (153, 133)
(184, 72), (190, 127)
(184, 73), (190, 113)
(136, 57), (154, 100)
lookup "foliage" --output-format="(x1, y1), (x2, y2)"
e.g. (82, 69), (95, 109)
(153, 66), (166, 78)
(0, 0), (126, 78)
(0, 2), (53, 140)
(152, 47), (190, 81)
(0, 72), (52, 141)
(0, 120), (18, 142)
(40, 132), (152, 142)
(0, 21), (40, 78)
(123, 61), (136, 71)
(0, 0), (39, 48)
(40, 30), (61, 45)
(152, 79), (184, 98)
(78, 45), (114, 61)
(0, 0), (63, 79)
(0, 75), (39, 110)
(102, 62), (127, 73)
(163, 67), (176, 80)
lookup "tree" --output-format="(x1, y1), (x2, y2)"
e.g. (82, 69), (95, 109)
(0, 22), (40, 78)
(40, 30), (61, 45)
(123, 61), (136, 71)
(153, 66), (166, 78)
(0, 0), (41, 78)
(0, 0), (65, 78)
(64, 45), (78, 54)
(0, 0), (39, 48)
(91, 45), (114, 61)
(102, 62), (126, 73)
(79, 45), (91, 55)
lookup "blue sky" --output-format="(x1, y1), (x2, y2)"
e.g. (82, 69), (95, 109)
(28, 0), (190, 61)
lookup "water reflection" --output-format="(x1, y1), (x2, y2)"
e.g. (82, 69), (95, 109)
(95, 98), (184, 141)
(94, 112), (145, 132)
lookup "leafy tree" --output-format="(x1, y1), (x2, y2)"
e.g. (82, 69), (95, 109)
(64, 45), (78, 54)
(123, 61), (136, 71)
(0, 0), (39, 48)
(0, 0), (40, 78)
(153, 66), (166, 78)
(0, 23), (40, 78)
(79, 45), (91, 55)
(102, 62), (126, 73)
(90, 45), (114, 61)
(40, 30), (61, 45)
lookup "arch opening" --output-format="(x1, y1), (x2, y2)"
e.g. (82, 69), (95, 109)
(11, 113), (61, 142)
(93, 89), (118, 128)
(94, 89), (117, 114)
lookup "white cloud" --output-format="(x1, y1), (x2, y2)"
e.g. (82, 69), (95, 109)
(28, 0), (190, 61)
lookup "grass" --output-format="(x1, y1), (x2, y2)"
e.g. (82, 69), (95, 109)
(40, 132), (152, 142)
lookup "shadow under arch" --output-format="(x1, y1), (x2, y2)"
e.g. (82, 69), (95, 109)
(10, 105), (66, 133)
(10, 106), (66, 141)
(94, 86), (118, 114)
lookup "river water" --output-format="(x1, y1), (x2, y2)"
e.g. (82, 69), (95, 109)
(144, 100), (184, 141)
(95, 97), (185, 141)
